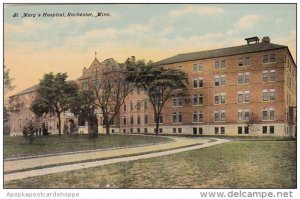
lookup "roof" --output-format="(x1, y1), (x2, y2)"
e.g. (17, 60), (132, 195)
(152, 42), (287, 66)
(9, 84), (39, 98)
(77, 58), (122, 80)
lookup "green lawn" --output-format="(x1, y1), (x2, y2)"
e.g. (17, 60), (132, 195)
(5, 140), (296, 188)
(4, 134), (171, 159)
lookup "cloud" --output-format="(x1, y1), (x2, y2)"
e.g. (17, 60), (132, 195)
(234, 14), (261, 30)
(168, 5), (224, 18)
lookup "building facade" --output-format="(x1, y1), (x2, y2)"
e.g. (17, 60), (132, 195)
(8, 36), (297, 137)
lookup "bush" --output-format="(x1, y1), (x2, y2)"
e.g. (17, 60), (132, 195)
(22, 121), (37, 144)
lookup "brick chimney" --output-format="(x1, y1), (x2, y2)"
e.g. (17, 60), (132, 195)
(262, 36), (270, 43)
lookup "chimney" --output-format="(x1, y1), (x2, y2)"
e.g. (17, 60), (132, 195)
(245, 36), (260, 45)
(262, 36), (270, 43)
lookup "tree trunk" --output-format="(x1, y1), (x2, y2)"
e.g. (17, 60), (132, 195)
(155, 119), (160, 136)
(57, 114), (62, 136)
(105, 124), (110, 135)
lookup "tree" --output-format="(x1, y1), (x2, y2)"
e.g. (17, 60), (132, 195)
(246, 112), (260, 139)
(126, 60), (188, 135)
(69, 90), (98, 138)
(31, 73), (79, 136)
(4, 64), (15, 91)
(87, 62), (131, 135)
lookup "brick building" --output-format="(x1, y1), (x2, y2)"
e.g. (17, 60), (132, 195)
(8, 36), (296, 137)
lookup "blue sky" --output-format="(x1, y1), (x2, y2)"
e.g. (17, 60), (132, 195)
(4, 4), (296, 96)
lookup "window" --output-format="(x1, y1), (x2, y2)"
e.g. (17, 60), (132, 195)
(193, 128), (197, 135)
(215, 94), (220, 104)
(270, 109), (275, 120)
(244, 109), (250, 121)
(244, 126), (249, 134)
(193, 63), (203, 71)
(221, 75), (226, 86)
(159, 128), (163, 134)
(221, 93), (226, 104)
(172, 112), (177, 123)
(215, 127), (219, 134)
(173, 128), (177, 133)
(220, 111), (225, 121)
(144, 100), (148, 109)
(221, 60), (226, 68)
(144, 114), (148, 124)
(123, 116), (127, 125)
(221, 127), (225, 134)
(263, 90), (269, 101)
(123, 129), (126, 134)
(130, 115), (134, 125)
(238, 92), (243, 103)
(214, 76), (220, 86)
(238, 73), (244, 84)
(245, 57), (250, 65)
(263, 54), (269, 63)
(199, 128), (203, 134)
(270, 70), (276, 81)
(215, 61), (220, 69)
(199, 111), (203, 122)
(144, 128), (148, 133)
(270, 89), (275, 101)
(137, 115), (141, 125)
(199, 78), (203, 87)
(199, 63), (203, 71)
(137, 100), (141, 111)
(178, 128), (182, 133)
(262, 126), (268, 134)
(244, 72), (250, 83)
(262, 109), (268, 120)
(238, 127), (243, 134)
(130, 128), (133, 133)
(178, 112), (183, 123)
(238, 58), (244, 66)
(193, 78), (197, 88)
(193, 64), (198, 71)
(193, 94), (197, 105)
(172, 98), (177, 106)
(270, 126), (275, 134)
(123, 103), (126, 112)
(214, 111), (219, 122)
(193, 111), (203, 123)
(159, 114), (163, 123)
(172, 97), (183, 106)
(130, 100), (133, 111)
(238, 110), (243, 121)
(178, 97), (183, 106)
(244, 91), (250, 103)
(270, 53), (276, 62)
(172, 112), (182, 123)
(263, 70), (268, 82)
(199, 94), (203, 105)
(193, 112), (197, 123)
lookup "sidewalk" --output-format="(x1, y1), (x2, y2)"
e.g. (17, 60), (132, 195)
(4, 137), (230, 182)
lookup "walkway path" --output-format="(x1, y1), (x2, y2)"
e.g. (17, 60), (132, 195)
(4, 137), (229, 182)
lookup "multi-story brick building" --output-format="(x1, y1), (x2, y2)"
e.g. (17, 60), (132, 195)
(8, 36), (296, 137)
(120, 36), (296, 137)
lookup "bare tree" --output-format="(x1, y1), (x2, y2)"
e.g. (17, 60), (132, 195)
(88, 62), (131, 135)
(246, 112), (260, 139)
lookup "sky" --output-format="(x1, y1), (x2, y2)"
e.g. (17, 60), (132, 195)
(4, 4), (296, 97)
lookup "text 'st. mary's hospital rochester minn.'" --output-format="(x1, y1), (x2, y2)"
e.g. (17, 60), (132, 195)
(8, 36), (296, 137)
(14, 12), (111, 18)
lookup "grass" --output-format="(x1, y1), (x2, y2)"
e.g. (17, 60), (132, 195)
(4, 134), (171, 159)
(4, 140), (296, 189)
